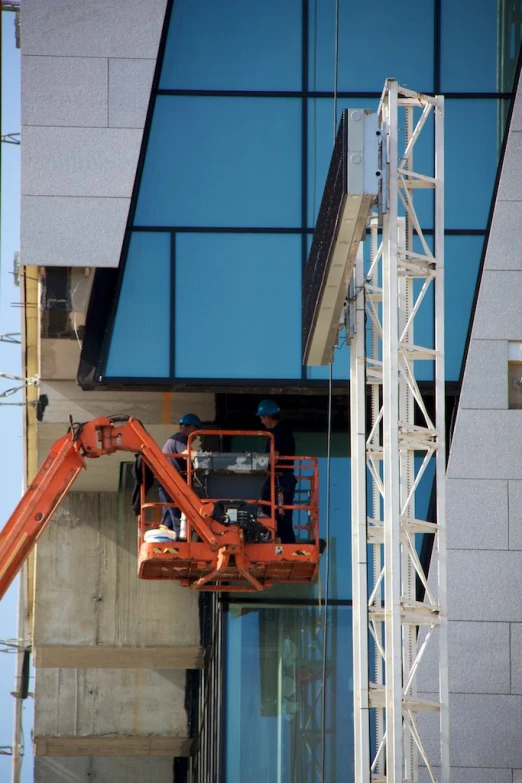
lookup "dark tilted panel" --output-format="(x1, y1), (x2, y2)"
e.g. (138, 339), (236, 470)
(302, 111), (348, 363)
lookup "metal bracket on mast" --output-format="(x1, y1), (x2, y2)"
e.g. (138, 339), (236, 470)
(350, 79), (449, 783)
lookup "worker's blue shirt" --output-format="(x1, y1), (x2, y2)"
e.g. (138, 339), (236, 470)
(162, 432), (188, 472)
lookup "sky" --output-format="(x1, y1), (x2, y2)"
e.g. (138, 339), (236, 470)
(1, 12), (34, 783)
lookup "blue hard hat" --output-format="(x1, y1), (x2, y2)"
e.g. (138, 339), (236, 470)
(179, 413), (203, 429)
(256, 399), (280, 417)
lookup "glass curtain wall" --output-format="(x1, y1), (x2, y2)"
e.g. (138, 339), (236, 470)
(223, 445), (352, 783)
(217, 437), (434, 782)
(100, 2), (522, 780)
(102, 0), (517, 386)
(225, 604), (353, 783)
(188, 594), (224, 783)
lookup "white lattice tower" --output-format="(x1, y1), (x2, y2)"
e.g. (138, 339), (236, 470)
(351, 79), (449, 783)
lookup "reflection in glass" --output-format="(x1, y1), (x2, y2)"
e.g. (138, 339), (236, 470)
(161, 0), (302, 91)
(264, 456), (352, 602)
(105, 232), (171, 378)
(134, 96), (302, 229)
(308, 0), (434, 93)
(245, 448), (433, 605)
(498, 2), (522, 140)
(444, 235), (484, 381)
(446, 99), (499, 230)
(226, 605), (353, 783)
(175, 233), (302, 379)
(440, 0), (498, 92)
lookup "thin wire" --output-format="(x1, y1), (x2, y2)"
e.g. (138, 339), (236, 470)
(320, 2), (340, 778)
(320, 360), (334, 780)
(312, 0), (318, 223)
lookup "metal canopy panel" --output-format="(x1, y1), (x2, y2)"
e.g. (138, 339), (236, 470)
(302, 108), (379, 367)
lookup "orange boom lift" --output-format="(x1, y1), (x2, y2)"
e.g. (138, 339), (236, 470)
(0, 415), (320, 598)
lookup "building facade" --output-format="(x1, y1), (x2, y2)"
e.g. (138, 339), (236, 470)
(17, 0), (522, 781)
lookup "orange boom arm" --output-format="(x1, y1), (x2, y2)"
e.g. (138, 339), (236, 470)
(0, 416), (217, 600)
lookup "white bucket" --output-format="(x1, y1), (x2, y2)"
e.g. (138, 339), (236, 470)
(144, 527), (178, 543)
(179, 514), (187, 541)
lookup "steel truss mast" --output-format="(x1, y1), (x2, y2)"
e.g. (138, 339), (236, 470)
(351, 80), (449, 782)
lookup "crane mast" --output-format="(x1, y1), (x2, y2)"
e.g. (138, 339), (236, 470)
(351, 80), (449, 782)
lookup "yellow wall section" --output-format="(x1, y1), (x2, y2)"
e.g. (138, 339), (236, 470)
(22, 265), (39, 636)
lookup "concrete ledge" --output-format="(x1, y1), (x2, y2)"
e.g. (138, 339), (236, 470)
(34, 736), (193, 757)
(35, 667), (188, 737)
(40, 338), (82, 381)
(35, 757), (177, 782)
(34, 645), (205, 669)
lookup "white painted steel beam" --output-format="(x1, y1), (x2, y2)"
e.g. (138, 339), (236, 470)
(351, 245), (370, 783)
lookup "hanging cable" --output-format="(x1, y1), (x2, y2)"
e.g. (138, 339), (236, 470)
(320, 360), (334, 780)
(320, 3), (340, 777)
(312, 0), (319, 223)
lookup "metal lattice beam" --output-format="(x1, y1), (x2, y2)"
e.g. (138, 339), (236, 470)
(351, 79), (449, 782)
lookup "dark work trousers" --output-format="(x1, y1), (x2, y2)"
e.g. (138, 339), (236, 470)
(277, 473), (298, 544)
(158, 485), (181, 534)
(261, 473), (297, 544)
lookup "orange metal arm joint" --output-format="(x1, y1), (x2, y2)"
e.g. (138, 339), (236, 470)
(0, 415), (218, 601)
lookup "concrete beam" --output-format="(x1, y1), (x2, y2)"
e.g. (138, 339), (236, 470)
(34, 736), (193, 757)
(36, 424), (195, 492)
(33, 493), (200, 647)
(38, 381), (215, 424)
(34, 645), (205, 669)
(36, 386), (215, 490)
(35, 757), (177, 783)
(35, 667), (188, 738)
(40, 338), (83, 381)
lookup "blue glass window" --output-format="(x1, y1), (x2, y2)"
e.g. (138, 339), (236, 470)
(409, 235), (483, 382)
(160, 0), (302, 91)
(226, 605), (354, 783)
(445, 235), (483, 381)
(309, 0), (434, 93)
(105, 232), (171, 378)
(134, 96), (302, 229)
(440, 0), (498, 92)
(446, 99), (500, 230)
(99, 1), (508, 388)
(174, 233), (302, 379)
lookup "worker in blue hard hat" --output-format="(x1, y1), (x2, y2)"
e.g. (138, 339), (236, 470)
(256, 400), (297, 544)
(159, 413), (203, 537)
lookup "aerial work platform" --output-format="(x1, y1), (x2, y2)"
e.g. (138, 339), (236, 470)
(138, 429), (320, 590)
(0, 416), (320, 597)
